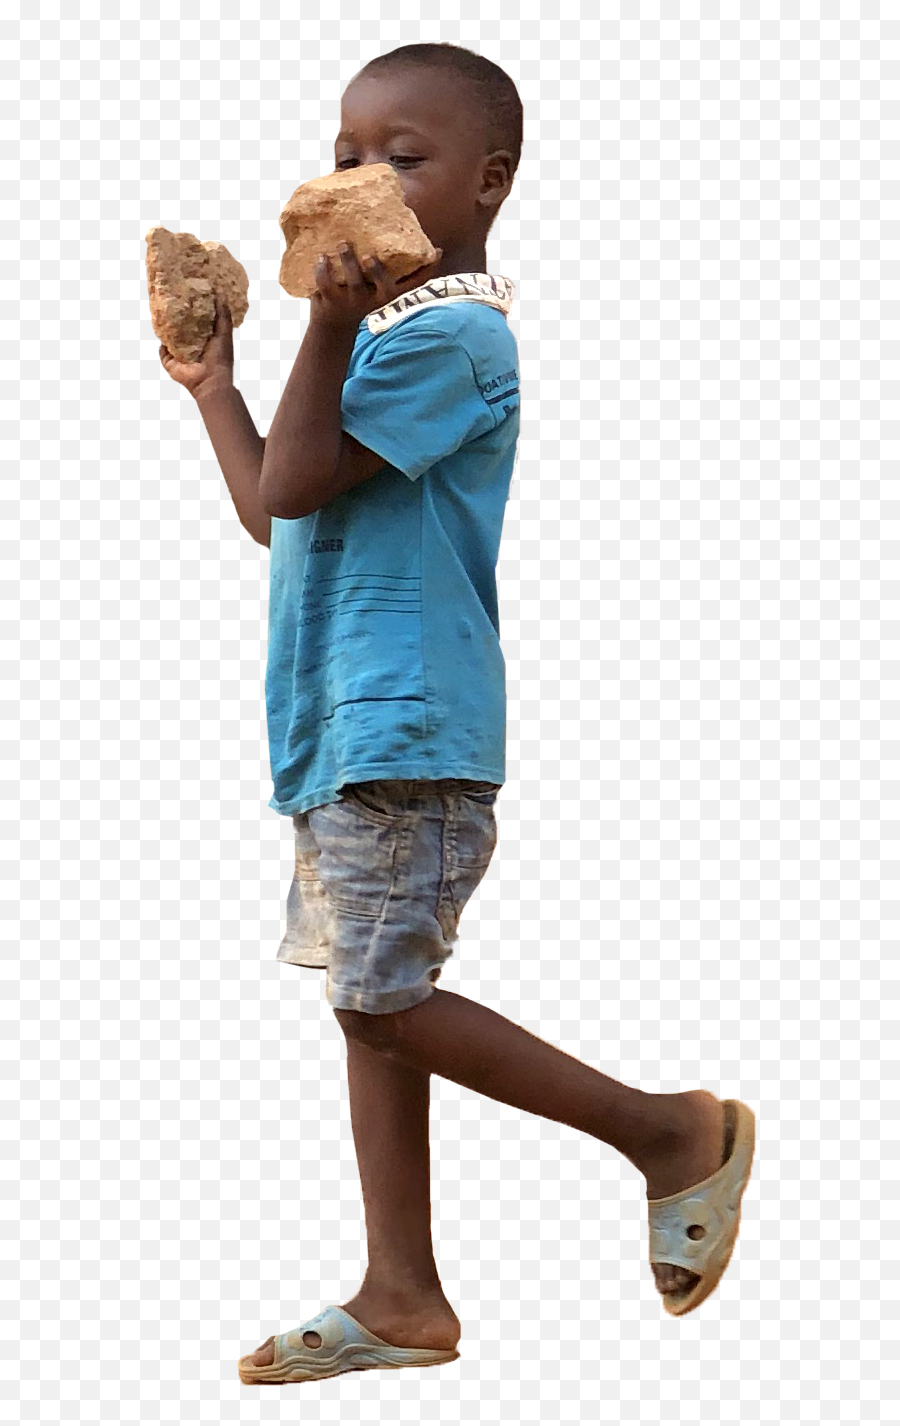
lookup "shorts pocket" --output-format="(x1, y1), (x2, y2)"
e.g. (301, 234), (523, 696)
(307, 798), (402, 918)
(453, 793), (498, 868)
(435, 791), (498, 941)
(457, 781), (500, 807)
(277, 815), (333, 966)
(291, 813), (323, 874)
(337, 779), (410, 827)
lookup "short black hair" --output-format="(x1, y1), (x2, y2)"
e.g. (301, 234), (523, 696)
(354, 43), (523, 180)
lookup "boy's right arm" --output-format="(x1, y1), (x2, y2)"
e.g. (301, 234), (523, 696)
(193, 379), (270, 547)
(158, 295), (270, 548)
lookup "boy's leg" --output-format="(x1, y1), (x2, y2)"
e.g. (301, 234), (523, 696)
(245, 1034), (460, 1367)
(335, 988), (728, 1298)
(335, 1037), (461, 1339)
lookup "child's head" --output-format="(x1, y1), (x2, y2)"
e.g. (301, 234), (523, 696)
(336, 43), (522, 276)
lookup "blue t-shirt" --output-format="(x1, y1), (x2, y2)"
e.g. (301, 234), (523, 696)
(265, 271), (520, 817)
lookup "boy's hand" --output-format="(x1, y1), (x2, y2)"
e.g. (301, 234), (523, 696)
(310, 241), (444, 330)
(158, 295), (235, 399)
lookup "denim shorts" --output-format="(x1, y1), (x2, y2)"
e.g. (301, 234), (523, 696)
(276, 778), (501, 1015)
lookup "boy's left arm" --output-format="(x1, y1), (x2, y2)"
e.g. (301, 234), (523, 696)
(259, 314), (387, 519)
(260, 245), (444, 519)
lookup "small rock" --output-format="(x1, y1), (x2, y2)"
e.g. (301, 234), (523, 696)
(145, 226), (249, 363)
(278, 164), (440, 299)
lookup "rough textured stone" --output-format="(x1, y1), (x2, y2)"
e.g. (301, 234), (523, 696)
(278, 164), (440, 299)
(145, 226), (249, 363)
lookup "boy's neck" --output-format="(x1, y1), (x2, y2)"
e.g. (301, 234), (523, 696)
(435, 240), (488, 277)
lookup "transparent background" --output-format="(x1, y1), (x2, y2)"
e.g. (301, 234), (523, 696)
(9, 3), (894, 1422)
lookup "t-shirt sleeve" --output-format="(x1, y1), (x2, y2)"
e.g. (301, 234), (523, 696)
(339, 321), (498, 481)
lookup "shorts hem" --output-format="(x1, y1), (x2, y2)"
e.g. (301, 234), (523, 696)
(277, 946), (329, 969)
(327, 981), (439, 1015)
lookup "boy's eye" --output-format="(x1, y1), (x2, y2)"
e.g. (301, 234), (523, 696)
(336, 157), (422, 170)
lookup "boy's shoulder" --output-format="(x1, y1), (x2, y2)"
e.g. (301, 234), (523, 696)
(410, 299), (514, 344)
(360, 301), (518, 380)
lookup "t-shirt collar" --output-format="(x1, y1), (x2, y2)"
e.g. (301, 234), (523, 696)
(364, 272), (515, 335)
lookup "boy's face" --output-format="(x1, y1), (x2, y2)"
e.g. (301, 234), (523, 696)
(334, 72), (510, 264)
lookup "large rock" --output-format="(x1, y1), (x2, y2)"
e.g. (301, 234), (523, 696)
(145, 226), (249, 363)
(278, 164), (440, 299)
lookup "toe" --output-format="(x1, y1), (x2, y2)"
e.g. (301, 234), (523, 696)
(249, 1335), (276, 1367)
(652, 1263), (700, 1295)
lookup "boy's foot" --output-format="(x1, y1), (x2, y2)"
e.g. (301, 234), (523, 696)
(245, 1292), (461, 1367)
(243, 1092), (726, 1357)
(637, 1090), (728, 1298)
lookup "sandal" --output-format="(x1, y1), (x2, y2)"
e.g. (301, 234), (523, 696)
(647, 1097), (756, 1316)
(238, 1305), (461, 1384)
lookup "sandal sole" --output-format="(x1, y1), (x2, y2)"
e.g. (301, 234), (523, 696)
(238, 1345), (461, 1383)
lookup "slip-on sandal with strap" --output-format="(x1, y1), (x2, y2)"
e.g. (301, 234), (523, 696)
(238, 1305), (461, 1384)
(647, 1097), (756, 1317)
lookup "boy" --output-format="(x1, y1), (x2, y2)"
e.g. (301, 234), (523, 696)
(160, 43), (755, 1384)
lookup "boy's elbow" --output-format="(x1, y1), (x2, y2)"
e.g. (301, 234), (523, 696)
(260, 488), (287, 518)
(261, 494), (308, 520)
(259, 462), (304, 520)
(258, 458), (277, 516)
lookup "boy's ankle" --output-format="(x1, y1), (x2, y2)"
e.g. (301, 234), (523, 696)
(357, 1272), (450, 1304)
